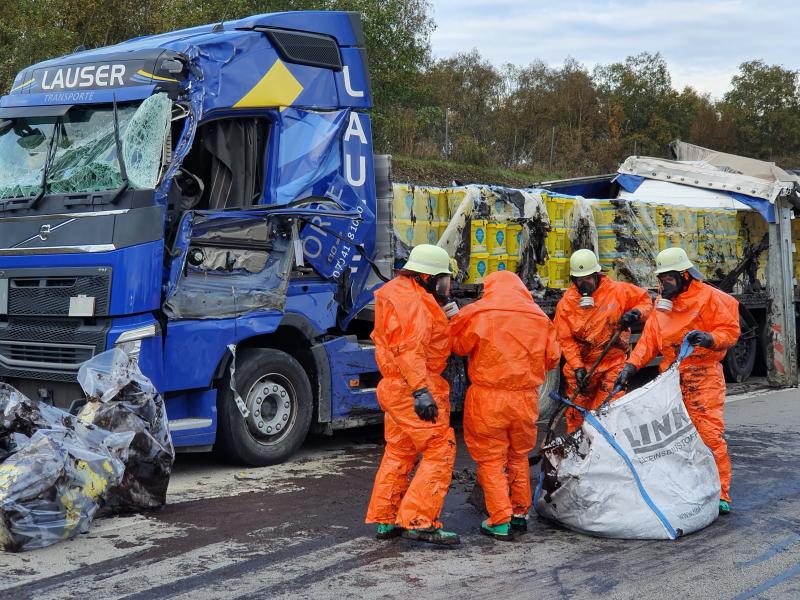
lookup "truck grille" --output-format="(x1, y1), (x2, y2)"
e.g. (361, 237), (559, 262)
(0, 317), (110, 382)
(0, 341), (95, 370)
(7, 272), (111, 317)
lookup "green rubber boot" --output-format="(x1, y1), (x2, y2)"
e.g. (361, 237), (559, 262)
(402, 527), (460, 546)
(719, 500), (731, 515)
(481, 519), (513, 541)
(510, 515), (528, 533)
(376, 523), (401, 540)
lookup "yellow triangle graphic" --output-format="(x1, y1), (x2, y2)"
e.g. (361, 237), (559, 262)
(234, 59), (304, 109)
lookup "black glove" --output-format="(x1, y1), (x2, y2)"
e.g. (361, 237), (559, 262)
(574, 368), (589, 392)
(687, 331), (714, 348)
(412, 388), (438, 422)
(615, 363), (637, 389)
(619, 309), (642, 329)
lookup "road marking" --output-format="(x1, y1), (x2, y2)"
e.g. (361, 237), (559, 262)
(732, 561), (800, 600)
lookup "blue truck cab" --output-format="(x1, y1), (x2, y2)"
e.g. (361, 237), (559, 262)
(0, 11), (391, 465)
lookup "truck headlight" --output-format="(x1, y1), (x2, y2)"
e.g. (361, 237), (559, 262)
(115, 324), (159, 360)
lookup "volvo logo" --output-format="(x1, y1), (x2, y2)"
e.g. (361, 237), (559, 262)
(38, 224), (52, 241)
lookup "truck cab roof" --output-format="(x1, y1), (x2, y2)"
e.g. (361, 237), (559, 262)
(2, 11), (371, 115)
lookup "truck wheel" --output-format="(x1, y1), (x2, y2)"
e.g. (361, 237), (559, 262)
(536, 367), (561, 422)
(217, 349), (313, 466)
(723, 335), (757, 383)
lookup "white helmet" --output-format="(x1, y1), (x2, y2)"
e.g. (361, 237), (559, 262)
(655, 247), (702, 279)
(402, 244), (452, 276)
(569, 249), (601, 277)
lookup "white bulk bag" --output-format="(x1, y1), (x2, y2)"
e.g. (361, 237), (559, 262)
(535, 339), (720, 540)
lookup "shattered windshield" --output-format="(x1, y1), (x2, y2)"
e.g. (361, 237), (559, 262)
(0, 93), (171, 201)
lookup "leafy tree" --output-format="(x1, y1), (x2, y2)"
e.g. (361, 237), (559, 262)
(722, 60), (800, 160)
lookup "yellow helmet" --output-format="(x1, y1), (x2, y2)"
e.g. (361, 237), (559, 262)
(402, 244), (452, 276)
(569, 249), (601, 277)
(655, 247), (695, 275)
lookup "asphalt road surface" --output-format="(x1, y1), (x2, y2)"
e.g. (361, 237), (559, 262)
(1, 384), (799, 600)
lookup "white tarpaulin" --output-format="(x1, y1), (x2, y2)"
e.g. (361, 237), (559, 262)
(535, 337), (720, 540)
(618, 154), (794, 203)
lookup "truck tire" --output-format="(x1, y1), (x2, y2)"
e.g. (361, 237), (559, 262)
(723, 334), (757, 383)
(536, 367), (562, 422)
(216, 349), (313, 466)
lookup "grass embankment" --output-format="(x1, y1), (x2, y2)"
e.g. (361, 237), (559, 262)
(391, 155), (563, 187)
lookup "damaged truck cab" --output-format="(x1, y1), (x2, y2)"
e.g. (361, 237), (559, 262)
(0, 11), (388, 465)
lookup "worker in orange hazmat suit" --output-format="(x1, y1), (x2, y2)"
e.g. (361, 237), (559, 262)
(365, 244), (460, 545)
(450, 271), (560, 540)
(615, 247), (740, 515)
(554, 249), (652, 431)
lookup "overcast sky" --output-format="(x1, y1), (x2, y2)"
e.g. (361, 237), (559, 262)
(429, 0), (799, 99)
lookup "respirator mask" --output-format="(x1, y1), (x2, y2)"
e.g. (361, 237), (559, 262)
(420, 273), (452, 306)
(573, 274), (598, 308)
(657, 271), (690, 311)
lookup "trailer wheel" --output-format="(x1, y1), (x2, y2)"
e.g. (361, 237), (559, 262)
(723, 334), (757, 383)
(217, 349), (313, 466)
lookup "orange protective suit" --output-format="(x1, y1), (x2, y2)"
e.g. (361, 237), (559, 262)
(365, 275), (456, 530)
(628, 279), (739, 502)
(451, 271), (561, 526)
(554, 275), (652, 430)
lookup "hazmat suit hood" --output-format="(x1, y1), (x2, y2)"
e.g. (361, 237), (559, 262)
(466, 271), (547, 317)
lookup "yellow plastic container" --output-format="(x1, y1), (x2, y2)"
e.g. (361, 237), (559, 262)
(591, 200), (616, 229)
(425, 222), (441, 245)
(448, 188), (468, 218)
(697, 234), (728, 259)
(723, 210), (739, 236)
(471, 220), (488, 253)
(489, 254), (509, 273)
(506, 223), (522, 257)
(658, 233), (683, 251)
(412, 187), (448, 221)
(487, 222), (507, 255)
(682, 207), (697, 233)
(546, 228), (570, 258)
(677, 206), (694, 233)
(547, 258), (570, 289)
(392, 184), (414, 220)
(394, 220), (439, 247)
(597, 231), (618, 259)
(630, 201), (657, 230)
(656, 205), (683, 232)
(695, 208), (715, 233)
(546, 197), (574, 228)
(395, 219), (415, 246)
(600, 259), (617, 279)
(437, 221), (450, 242)
(507, 256), (519, 274)
(684, 236), (700, 263)
(491, 196), (515, 220)
(467, 253), (490, 284)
